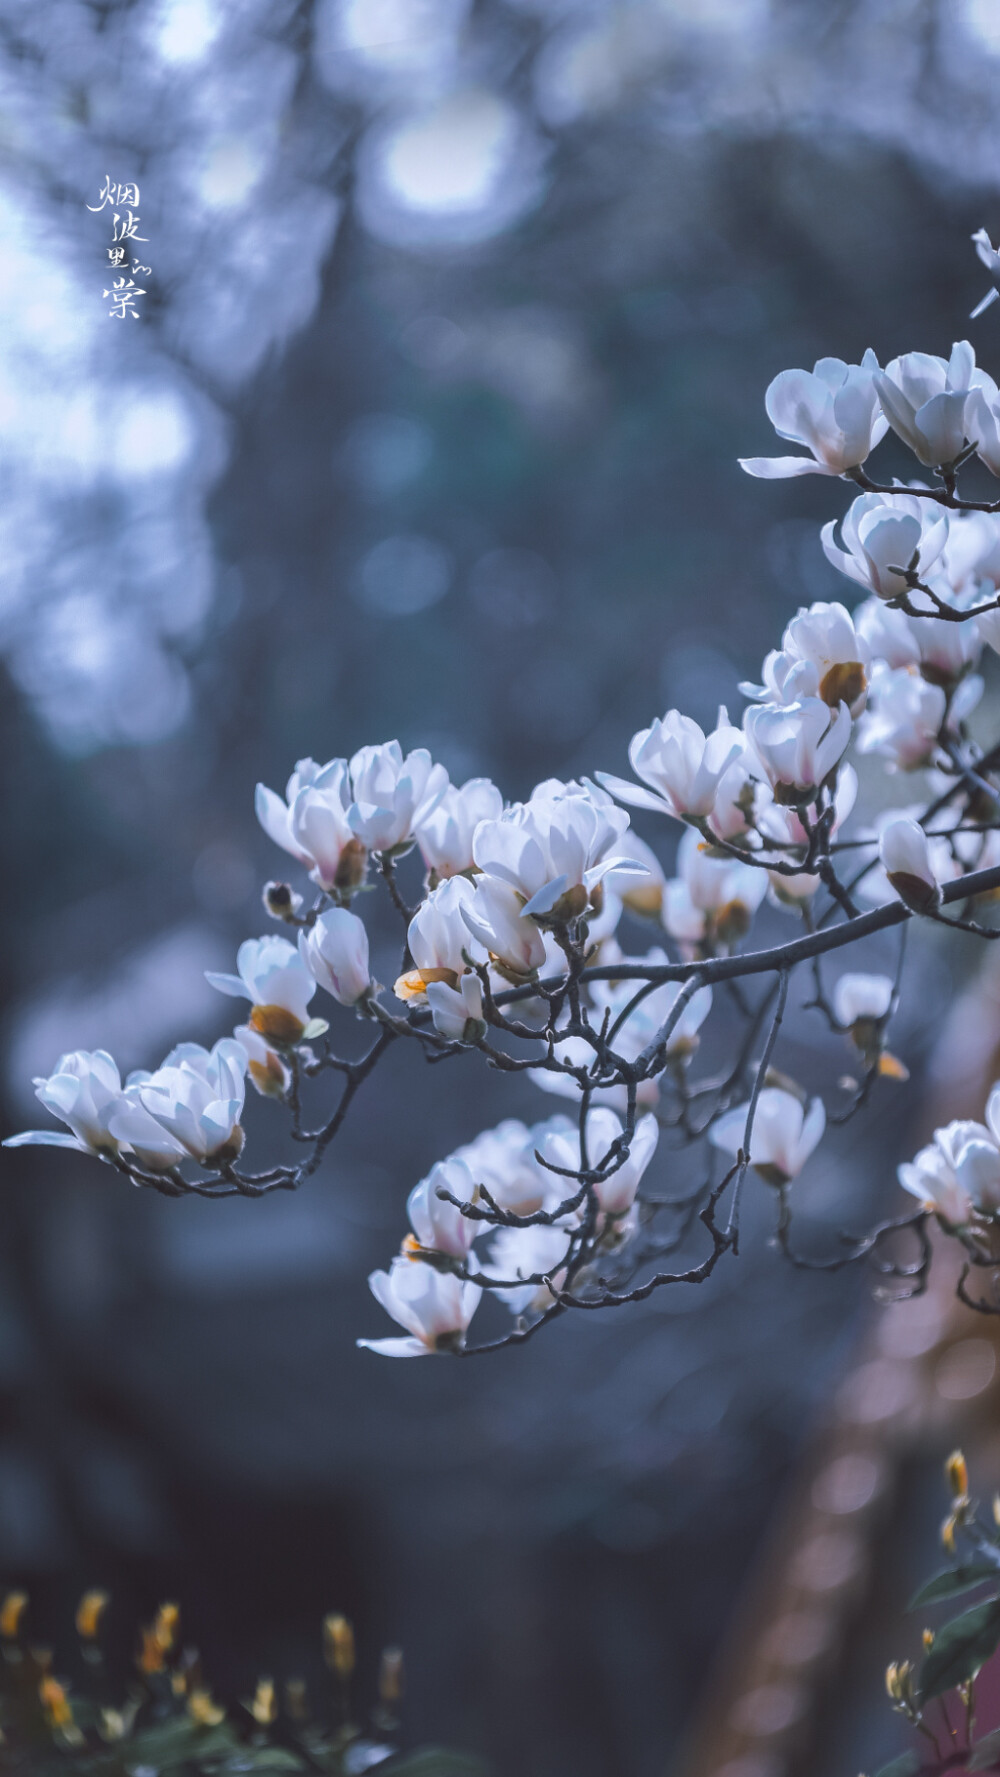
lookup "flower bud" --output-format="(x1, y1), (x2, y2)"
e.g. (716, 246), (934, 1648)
(379, 1646), (404, 1705)
(879, 816), (942, 913)
(249, 1677), (277, 1725)
(945, 1449), (969, 1500)
(76, 1591), (109, 1641)
(323, 1614), (355, 1678)
(1, 1591), (28, 1640)
(263, 881), (302, 922)
(299, 909), (371, 1008)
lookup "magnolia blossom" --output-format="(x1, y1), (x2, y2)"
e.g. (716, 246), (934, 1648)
(207, 935), (316, 1043)
(854, 597), (922, 671)
(407, 1156), (478, 1259)
(971, 227), (1000, 319)
(454, 1116), (565, 1217)
(710, 1087), (826, 1185)
(605, 831), (666, 917)
(821, 492), (948, 603)
(347, 741), (449, 854)
(134, 1039), (248, 1164)
(760, 765), (857, 908)
(662, 828), (767, 949)
(395, 877), (486, 1003)
(358, 1256), (481, 1356)
(471, 787), (638, 921)
(539, 1107), (659, 1218)
(588, 949), (713, 1065)
(743, 697), (851, 801)
(832, 972), (893, 1029)
(425, 972), (487, 1044)
(873, 341), (993, 468)
(255, 757), (366, 895)
(899, 1111), (1000, 1224)
(5, 1049), (127, 1157)
(299, 908), (371, 1007)
(460, 874), (549, 980)
(855, 664), (947, 772)
(742, 602), (871, 716)
(878, 816), (942, 912)
(739, 352), (887, 478)
(415, 777), (503, 880)
(234, 1025), (290, 1099)
(487, 1224), (574, 1319)
(597, 708), (746, 826)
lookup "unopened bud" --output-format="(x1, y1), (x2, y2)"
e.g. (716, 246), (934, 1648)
(0, 1592), (28, 1640)
(334, 838), (368, 896)
(941, 1514), (958, 1554)
(249, 1677), (277, 1725)
(264, 881), (302, 922)
(945, 1449), (969, 1501)
(885, 1660), (912, 1704)
(923, 1628), (935, 1651)
(188, 1688), (225, 1727)
(379, 1646), (404, 1705)
(76, 1591), (109, 1641)
(323, 1613), (355, 1679)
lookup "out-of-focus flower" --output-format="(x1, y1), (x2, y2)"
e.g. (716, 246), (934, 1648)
(358, 1256), (481, 1356)
(4, 1049), (127, 1157)
(347, 741), (449, 854)
(856, 662), (949, 771)
(299, 908), (371, 1007)
(873, 341), (994, 468)
(207, 936), (316, 1042)
(395, 877), (486, 1003)
(133, 1039), (248, 1164)
(460, 874), (550, 980)
(487, 1223), (574, 1319)
(821, 492), (949, 602)
(832, 972), (893, 1028)
(742, 602), (872, 716)
(407, 1156), (478, 1259)
(597, 708), (746, 826)
(662, 828), (767, 950)
(739, 352), (887, 478)
(855, 596), (923, 670)
(415, 777), (503, 881)
(234, 1025), (290, 1099)
(425, 973), (486, 1044)
(879, 816), (943, 912)
(539, 1105), (659, 1218)
(583, 946), (712, 1072)
(605, 831), (666, 916)
(971, 227), (1000, 319)
(899, 1116), (1000, 1223)
(743, 697), (851, 803)
(453, 1116), (564, 1216)
(256, 757), (367, 896)
(710, 1087), (826, 1185)
(760, 766), (857, 909)
(472, 786), (638, 921)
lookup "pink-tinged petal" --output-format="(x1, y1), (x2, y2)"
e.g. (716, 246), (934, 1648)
(738, 456), (839, 479)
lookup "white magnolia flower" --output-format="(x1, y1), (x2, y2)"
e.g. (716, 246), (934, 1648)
(135, 1039), (248, 1164)
(588, 948), (713, 1065)
(821, 492), (949, 603)
(455, 1113), (587, 1216)
(597, 708), (746, 826)
(878, 816), (942, 912)
(832, 972), (893, 1029)
(233, 1025), (291, 1099)
(299, 908), (371, 1007)
(415, 777), (503, 880)
(460, 874), (549, 980)
(395, 877), (486, 1003)
(760, 766), (857, 908)
(854, 597), (923, 671)
(107, 1090), (189, 1173)
(938, 512), (1000, 599)
(742, 603), (871, 717)
(472, 787), (638, 921)
(662, 828), (767, 949)
(739, 352), (887, 478)
(407, 1156), (478, 1259)
(873, 341), (994, 468)
(855, 663), (948, 772)
(425, 972), (487, 1044)
(4, 1049), (127, 1157)
(899, 1116), (1000, 1224)
(487, 1223), (574, 1319)
(206, 935), (316, 1042)
(743, 697), (852, 801)
(347, 741), (449, 854)
(710, 1087), (826, 1185)
(255, 757), (366, 895)
(604, 832), (666, 917)
(358, 1255), (481, 1356)
(539, 1106), (659, 1218)
(971, 227), (1000, 319)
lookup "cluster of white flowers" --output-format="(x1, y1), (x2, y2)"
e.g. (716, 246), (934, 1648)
(12, 232), (1000, 1355)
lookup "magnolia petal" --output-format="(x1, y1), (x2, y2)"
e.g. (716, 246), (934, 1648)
(738, 455), (839, 479)
(204, 971), (249, 998)
(356, 1336), (433, 1357)
(3, 1129), (86, 1150)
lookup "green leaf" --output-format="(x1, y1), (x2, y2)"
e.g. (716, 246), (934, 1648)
(970, 1727), (1000, 1770)
(920, 1597), (1000, 1701)
(381, 1752), (491, 1777)
(870, 1755), (921, 1777)
(909, 1563), (1000, 1610)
